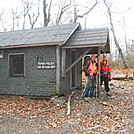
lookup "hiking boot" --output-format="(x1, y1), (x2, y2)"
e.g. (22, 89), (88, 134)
(106, 93), (112, 97)
(84, 94), (88, 97)
(89, 93), (93, 98)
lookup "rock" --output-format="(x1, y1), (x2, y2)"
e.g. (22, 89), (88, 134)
(115, 129), (127, 133)
(113, 106), (118, 110)
(87, 125), (103, 130)
(108, 95), (116, 99)
(101, 101), (108, 106)
(50, 97), (66, 106)
(84, 97), (91, 102)
(68, 121), (79, 125)
(103, 117), (109, 120)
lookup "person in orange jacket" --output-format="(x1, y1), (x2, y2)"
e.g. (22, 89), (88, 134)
(100, 59), (111, 97)
(84, 54), (98, 97)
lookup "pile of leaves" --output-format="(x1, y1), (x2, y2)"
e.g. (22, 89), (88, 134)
(0, 80), (134, 133)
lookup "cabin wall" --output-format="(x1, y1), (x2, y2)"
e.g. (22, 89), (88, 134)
(0, 46), (56, 96)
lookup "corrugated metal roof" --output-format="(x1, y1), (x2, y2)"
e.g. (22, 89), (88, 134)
(63, 27), (109, 48)
(0, 23), (80, 48)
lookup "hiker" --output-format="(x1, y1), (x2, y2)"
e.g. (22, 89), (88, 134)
(84, 54), (98, 97)
(83, 55), (91, 76)
(100, 59), (111, 97)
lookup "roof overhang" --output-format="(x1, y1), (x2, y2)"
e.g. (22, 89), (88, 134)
(62, 27), (110, 53)
(0, 42), (64, 49)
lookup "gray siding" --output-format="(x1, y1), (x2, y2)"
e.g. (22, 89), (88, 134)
(0, 46), (56, 96)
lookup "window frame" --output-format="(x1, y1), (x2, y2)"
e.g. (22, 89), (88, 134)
(8, 53), (26, 77)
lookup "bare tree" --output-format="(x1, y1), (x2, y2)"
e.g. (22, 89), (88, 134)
(0, 12), (3, 21)
(103, 0), (128, 69)
(43, 0), (52, 26)
(73, 0), (99, 23)
(21, 0), (40, 29)
(28, 0), (40, 28)
(122, 18), (129, 55)
(11, 8), (21, 31)
(55, 0), (72, 25)
(21, 0), (32, 29)
(0, 11), (7, 31)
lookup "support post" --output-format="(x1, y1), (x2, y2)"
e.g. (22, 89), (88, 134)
(61, 49), (66, 77)
(56, 45), (60, 96)
(97, 47), (101, 99)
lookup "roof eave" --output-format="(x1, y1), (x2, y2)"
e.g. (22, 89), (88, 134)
(0, 41), (64, 49)
(62, 44), (105, 49)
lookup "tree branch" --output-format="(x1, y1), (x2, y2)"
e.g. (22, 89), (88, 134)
(56, 0), (71, 25)
(73, 0), (99, 23)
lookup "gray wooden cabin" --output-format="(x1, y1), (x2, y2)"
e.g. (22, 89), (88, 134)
(0, 23), (110, 96)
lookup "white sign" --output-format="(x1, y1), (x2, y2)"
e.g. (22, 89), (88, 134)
(37, 62), (56, 69)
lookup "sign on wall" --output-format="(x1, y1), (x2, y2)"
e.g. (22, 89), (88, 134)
(37, 62), (56, 69)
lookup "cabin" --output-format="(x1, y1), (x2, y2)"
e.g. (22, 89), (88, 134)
(0, 23), (110, 96)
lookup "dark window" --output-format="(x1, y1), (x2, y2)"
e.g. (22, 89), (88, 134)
(9, 54), (24, 77)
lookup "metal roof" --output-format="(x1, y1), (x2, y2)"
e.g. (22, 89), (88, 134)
(0, 23), (80, 49)
(63, 27), (109, 48)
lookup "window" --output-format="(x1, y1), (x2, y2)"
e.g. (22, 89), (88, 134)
(9, 54), (25, 77)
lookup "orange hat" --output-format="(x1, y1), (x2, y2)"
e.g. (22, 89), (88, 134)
(91, 54), (96, 58)
(102, 59), (107, 62)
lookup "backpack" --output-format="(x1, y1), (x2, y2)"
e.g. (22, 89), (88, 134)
(83, 56), (90, 76)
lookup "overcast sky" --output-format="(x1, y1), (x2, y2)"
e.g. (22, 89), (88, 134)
(0, 0), (134, 53)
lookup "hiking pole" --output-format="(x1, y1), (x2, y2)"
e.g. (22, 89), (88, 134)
(96, 74), (98, 99)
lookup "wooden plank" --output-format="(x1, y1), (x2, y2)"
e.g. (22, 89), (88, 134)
(0, 42), (64, 49)
(65, 48), (93, 73)
(97, 47), (101, 99)
(63, 44), (105, 49)
(56, 45), (61, 96)
(61, 49), (66, 77)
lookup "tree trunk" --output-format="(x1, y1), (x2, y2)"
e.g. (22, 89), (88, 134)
(43, 0), (52, 26)
(43, 0), (47, 26)
(103, 0), (128, 69)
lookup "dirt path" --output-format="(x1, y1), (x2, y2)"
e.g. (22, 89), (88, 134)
(0, 80), (134, 134)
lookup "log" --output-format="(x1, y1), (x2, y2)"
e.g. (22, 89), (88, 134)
(112, 77), (133, 80)
(67, 91), (74, 115)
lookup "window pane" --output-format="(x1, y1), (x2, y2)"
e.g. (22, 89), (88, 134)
(9, 54), (24, 77)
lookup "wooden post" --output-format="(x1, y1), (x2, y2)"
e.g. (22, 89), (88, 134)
(97, 47), (101, 99)
(56, 45), (60, 96)
(61, 49), (66, 77)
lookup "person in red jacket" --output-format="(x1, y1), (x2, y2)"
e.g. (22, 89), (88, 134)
(84, 54), (98, 97)
(100, 59), (111, 97)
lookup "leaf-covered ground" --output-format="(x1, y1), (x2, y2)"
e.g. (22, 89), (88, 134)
(0, 80), (134, 134)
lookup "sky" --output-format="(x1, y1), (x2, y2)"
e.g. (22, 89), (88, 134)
(0, 0), (134, 53)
